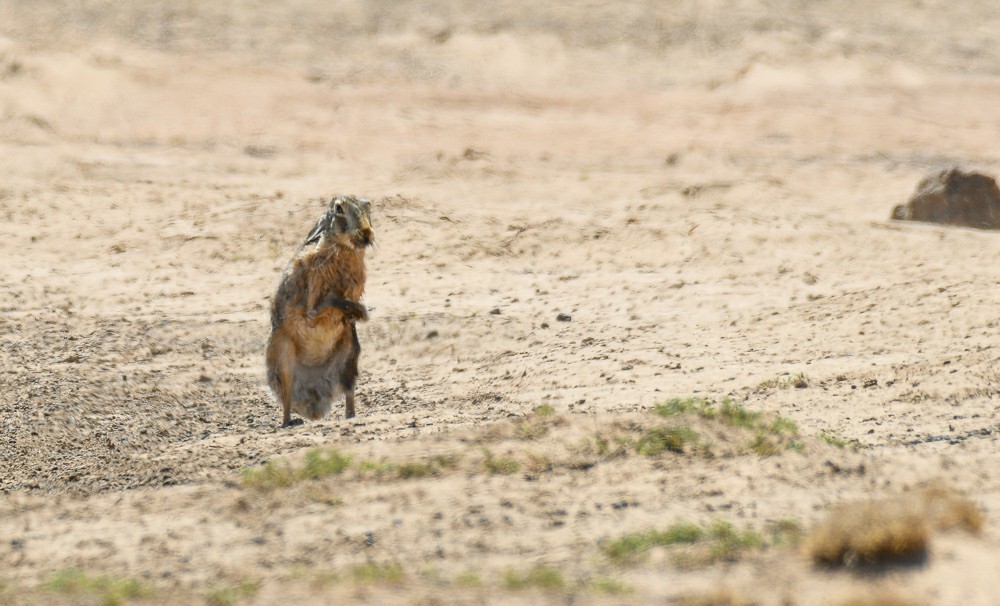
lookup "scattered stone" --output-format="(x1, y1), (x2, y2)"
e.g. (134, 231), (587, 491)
(556, 313), (572, 322)
(426, 330), (439, 339)
(892, 167), (1000, 229)
(489, 308), (501, 315)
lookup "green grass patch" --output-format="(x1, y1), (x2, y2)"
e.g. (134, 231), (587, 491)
(205, 580), (260, 606)
(605, 520), (785, 567)
(653, 397), (714, 418)
(591, 577), (633, 595)
(242, 447), (351, 491)
(634, 426), (700, 456)
(718, 399), (761, 428)
(534, 404), (555, 417)
(603, 522), (705, 564)
(44, 569), (151, 605)
(359, 454), (461, 480)
(502, 565), (566, 591)
(651, 396), (802, 457)
(357, 459), (395, 474)
(703, 521), (764, 562)
(301, 448), (352, 479)
(483, 449), (520, 475)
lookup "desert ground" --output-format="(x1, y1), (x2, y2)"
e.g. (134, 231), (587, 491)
(2, 1), (1000, 604)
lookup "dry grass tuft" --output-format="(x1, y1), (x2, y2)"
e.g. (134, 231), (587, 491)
(836, 590), (926, 606)
(806, 485), (983, 568)
(807, 500), (929, 567)
(918, 483), (984, 533)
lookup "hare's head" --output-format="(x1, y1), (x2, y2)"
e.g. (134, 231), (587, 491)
(305, 195), (374, 248)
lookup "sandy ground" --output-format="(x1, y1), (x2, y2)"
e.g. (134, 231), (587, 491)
(2, 1), (1000, 604)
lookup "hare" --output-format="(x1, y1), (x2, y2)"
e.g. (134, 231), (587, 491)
(266, 195), (374, 427)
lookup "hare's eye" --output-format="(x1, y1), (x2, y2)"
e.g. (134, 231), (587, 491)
(334, 204), (345, 216)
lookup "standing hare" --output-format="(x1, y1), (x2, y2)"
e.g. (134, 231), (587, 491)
(266, 195), (373, 427)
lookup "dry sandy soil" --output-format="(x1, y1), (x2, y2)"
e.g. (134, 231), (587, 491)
(2, 1), (1000, 604)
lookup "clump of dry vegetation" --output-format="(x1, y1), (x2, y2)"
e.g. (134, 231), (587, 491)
(806, 485), (983, 568)
(753, 372), (809, 393)
(674, 588), (760, 606)
(836, 591), (926, 606)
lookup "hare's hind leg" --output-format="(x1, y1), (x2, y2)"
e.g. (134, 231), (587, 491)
(267, 331), (303, 428)
(342, 324), (361, 419)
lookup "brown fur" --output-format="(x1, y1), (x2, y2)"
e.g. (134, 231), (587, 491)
(266, 196), (373, 427)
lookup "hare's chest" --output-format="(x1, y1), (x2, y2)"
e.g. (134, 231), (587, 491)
(293, 315), (348, 365)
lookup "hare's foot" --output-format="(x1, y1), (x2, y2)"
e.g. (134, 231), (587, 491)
(281, 418), (305, 428)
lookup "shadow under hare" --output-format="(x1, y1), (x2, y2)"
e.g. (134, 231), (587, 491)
(266, 195), (374, 427)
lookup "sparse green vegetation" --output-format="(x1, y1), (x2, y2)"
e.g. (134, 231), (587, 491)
(819, 432), (864, 450)
(350, 562), (405, 585)
(718, 399), (761, 428)
(454, 571), (482, 587)
(748, 433), (783, 456)
(357, 459), (395, 474)
(245, 448), (465, 490)
(483, 449), (521, 475)
(502, 565), (566, 591)
(603, 522), (705, 564)
(767, 519), (805, 546)
(653, 397), (714, 418)
(770, 416), (799, 434)
(241, 448), (351, 491)
(605, 520), (784, 567)
(205, 580), (260, 606)
(43, 569), (151, 606)
(515, 404), (561, 439)
(359, 454), (460, 480)
(634, 426), (700, 456)
(647, 397), (801, 457)
(702, 521), (765, 563)
(300, 448), (352, 480)
(534, 404), (555, 417)
(591, 577), (633, 595)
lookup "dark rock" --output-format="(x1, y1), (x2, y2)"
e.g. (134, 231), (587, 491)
(556, 313), (572, 322)
(892, 167), (1000, 229)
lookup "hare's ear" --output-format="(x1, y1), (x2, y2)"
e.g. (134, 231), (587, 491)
(303, 211), (332, 246)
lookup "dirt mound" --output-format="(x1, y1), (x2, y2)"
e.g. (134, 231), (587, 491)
(892, 168), (1000, 229)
